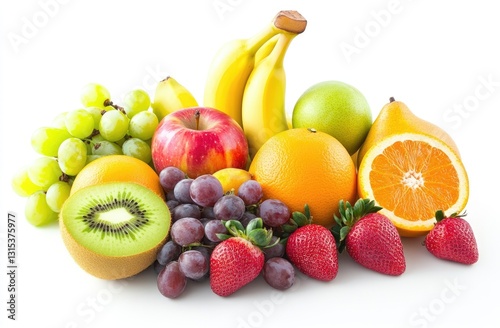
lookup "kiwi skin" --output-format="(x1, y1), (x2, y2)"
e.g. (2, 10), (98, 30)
(60, 222), (167, 280)
(60, 182), (171, 280)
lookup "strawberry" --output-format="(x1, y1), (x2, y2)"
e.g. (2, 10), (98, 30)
(424, 210), (478, 264)
(210, 218), (274, 296)
(331, 199), (406, 276)
(284, 206), (338, 281)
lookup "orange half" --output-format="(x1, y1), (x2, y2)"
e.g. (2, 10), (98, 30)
(358, 133), (469, 237)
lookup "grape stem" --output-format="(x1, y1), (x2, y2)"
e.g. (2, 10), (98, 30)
(89, 129), (100, 138)
(103, 99), (126, 115)
(59, 172), (71, 183)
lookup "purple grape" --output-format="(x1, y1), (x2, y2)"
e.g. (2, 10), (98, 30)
(262, 257), (295, 290)
(190, 174), (224, 207)
(259, 199), (290, 227)
(173, 178), (194, 204)
(159, 166), (186, 191)
(156, 240), (182, 265)
(204, 219), (228, 242)
(170, 217), (204, 246)
(192, 245), (212, 259)
(240, 211), (257, 228)
(240, 211), (257, 227)
(263, 236), (285, 261)
(201, 206), (216, 220)
(166, 200), (179, 213)
(153, 260), (166, 275)
(190, 246), (212, 281)
(178, 250), (209, 280)
(199, 217), (212, 227)
(157, 261), (187, 298)
(238, 180), (263, 205)
(166, 190), (177, 201)
(213, 194), (245, 221)
(172, 203), (201, 222)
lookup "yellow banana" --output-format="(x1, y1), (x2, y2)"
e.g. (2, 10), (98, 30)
(151, 76), (198, 121)
(241, 31), (298, 158)
(203, 10), (306, 128)
(254, 34), (279, 65)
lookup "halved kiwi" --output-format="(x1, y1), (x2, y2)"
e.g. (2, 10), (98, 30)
(60, 181), (171, 280)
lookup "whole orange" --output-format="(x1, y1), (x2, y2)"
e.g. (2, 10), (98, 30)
(249, 128), (357, 227)
(70, 155), (165, 200)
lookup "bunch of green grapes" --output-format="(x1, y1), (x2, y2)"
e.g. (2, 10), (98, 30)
(12, 83), (160, 227)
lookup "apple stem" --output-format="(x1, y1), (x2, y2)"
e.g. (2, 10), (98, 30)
(195, 110), (200, 130)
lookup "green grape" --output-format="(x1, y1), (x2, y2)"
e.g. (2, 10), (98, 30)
(91, 140), (123, 156)
(12, 169), (45, 197)
(27, 157), (62, 189)
(45, 181), (71, 213)
(86, 155), (102, 164)
(52, 112), (68, 129)
(81, 83), (110, 108)
(58, 138), (87, 176)
(91, 134), (105, 142)
(122, 138), (152, 163)
(84, 139), (92, 154)
(99, 109), (129, 142)
(123, 89), (151, 118)
(86, 107), (104, 129)
(25, 191), (58, 226)
(86, 134), (103, 153)
(115, 137), (126, 147)
(65, 109), (95, 139)
(129, 111), (159, 140)
(31, 127), (72, 157)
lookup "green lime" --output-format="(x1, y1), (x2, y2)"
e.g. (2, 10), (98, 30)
(292, 81), (372, 155)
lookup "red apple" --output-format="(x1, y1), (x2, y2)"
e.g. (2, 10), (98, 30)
(151, 107), (249, 178)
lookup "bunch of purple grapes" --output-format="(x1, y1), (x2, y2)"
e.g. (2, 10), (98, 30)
(154, 166), (296, 298)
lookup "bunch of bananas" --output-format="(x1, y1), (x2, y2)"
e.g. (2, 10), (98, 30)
(151, 10), (307, 158)
(205, 10), (307, 158)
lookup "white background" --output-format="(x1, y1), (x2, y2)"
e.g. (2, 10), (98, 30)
(1, 1), (499, 327)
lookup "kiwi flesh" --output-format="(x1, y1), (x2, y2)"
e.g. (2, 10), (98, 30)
(60, 181), (171, 280)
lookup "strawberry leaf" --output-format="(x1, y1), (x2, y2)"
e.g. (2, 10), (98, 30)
(435, 210), (445, 222)
(216, 233), (233, 241)
(224, 220), (245, 237)
(248, 229), (270, 247)
(304, 204), (311, 220)
(291, 211), (309, 227)
(339, 226), (350, 242)
(246, 217), (263, 234)
(282, 221), (298, 233)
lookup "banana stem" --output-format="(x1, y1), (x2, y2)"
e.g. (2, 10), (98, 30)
(246, 25), (280, 55)
(245, 10), (307, 55)
(271, 32), (296, 67)
(273, 10), (307, 34)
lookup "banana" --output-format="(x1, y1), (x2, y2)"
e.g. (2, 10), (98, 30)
(203, 10), (306, 128)
(151, 76), (198, 121)
(241, 31), (298, 158)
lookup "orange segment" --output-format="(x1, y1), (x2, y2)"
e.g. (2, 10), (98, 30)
(358, 133), (469, 237)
